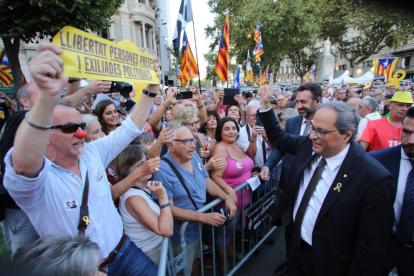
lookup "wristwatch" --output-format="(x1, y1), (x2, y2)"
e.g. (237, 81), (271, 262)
(142, 89), (157, 98)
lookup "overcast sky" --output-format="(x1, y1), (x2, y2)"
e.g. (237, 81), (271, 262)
(168, 0), (215, 78)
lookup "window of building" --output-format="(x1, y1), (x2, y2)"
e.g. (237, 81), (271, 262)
(138, 0), (145, 3)
(145, 29), (150, 49)
(404, 56), (411, 67)
(363, 60), (373, 68)
(140, 26), (144, 48)
(100, 29), (109, 39)
(338, 64), (347, 70)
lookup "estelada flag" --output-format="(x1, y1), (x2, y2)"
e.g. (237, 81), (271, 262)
(385, 58), (398, 82)
(254, 20), (261, 43)
(0, 48), (27, 87)
(181, 31), (198, 84)
(253, 35), (264, 62)
(215, 14), (230, 84)
(305, 67), (314, 82)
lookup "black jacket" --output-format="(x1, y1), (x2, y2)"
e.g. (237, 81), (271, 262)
(258, 108), (396, 276)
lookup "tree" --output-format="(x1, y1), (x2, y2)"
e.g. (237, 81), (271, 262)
(0, 0), (124, 95)
(334, 1), (414, 76)
(205, 0), (324, 85)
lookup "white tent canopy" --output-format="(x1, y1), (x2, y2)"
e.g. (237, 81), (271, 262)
(332, 71), (374, 85)
(351, 71), (374, 83)
(332, 73), (354, 84)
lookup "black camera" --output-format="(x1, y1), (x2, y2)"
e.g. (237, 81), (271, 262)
(109, 81), (134, 99)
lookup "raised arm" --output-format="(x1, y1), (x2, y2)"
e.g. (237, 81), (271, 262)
(192, 89), (207, 127)
(12, 43), (66, 177)
(128, 63), (161, 130)
(149, 90), (179, 134)
(64, 80), (111, 108)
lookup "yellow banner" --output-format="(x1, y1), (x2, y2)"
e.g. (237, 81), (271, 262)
(52, 26), (158, 84)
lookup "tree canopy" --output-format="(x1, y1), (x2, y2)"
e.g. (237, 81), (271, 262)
(0, 0), (124, 95)
(205, 0), (414, 82)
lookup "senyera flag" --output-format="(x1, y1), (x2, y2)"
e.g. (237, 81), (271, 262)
(254, 20), (261, 43)
(181, 31), (198, 84)
(215, 14), (230, 84)
(253, 35), (264, 62)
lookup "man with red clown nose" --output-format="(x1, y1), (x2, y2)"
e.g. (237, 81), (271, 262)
(3, 43), (161, 276)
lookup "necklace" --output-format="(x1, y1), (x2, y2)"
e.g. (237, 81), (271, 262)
(387, 116), (401, 142)
(131, 186), (157, 204)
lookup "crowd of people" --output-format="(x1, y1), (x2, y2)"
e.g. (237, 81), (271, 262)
(0, 42), (413, 276)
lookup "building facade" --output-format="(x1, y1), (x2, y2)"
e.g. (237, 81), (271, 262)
(275, 37), (414, 85)
(0, 0), (172, 94)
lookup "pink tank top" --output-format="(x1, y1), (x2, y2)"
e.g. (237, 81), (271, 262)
(222, 144), (254, 209)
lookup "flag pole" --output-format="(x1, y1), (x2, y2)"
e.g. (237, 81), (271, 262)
(192, 21), (202, 90)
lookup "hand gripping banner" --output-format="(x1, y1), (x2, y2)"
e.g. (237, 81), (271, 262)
(52, 26), (159, 84)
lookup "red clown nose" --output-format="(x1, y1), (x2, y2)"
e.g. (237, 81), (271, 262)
(74, 131), (88, 138)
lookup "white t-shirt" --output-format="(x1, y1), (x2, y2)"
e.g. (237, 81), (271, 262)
(119, 188), (162, 252)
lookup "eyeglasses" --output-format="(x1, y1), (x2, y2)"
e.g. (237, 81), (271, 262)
(310, 125), (338, 139)
(51, 122), (86, 133)
(187, 120), (201, 127)
(173, 138), (197, 146)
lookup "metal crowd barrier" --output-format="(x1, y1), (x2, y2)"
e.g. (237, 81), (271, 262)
(158, 162), (282, 276)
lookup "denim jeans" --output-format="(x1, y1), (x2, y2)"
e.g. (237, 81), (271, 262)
(106, 235), (158, 276)
(0, 208), (39, 258)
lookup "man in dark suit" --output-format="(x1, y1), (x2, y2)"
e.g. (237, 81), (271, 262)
(369, 107), (414, 276)
(257, 74), (395, 276)
(261, 83), (322, 190)
(261, 83), (322, 276)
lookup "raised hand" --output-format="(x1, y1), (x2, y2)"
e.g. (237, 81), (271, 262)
(145, 181), (168, 199)
(137, 157), (161, 177)
(145, 61), (162, 92)
(205, 155), (226, 171)
(234, 94), (244, 109)
(30, 43), (66, 99)
(85, 80), (112, 94)
(157, 126), (174, 144)
(259, 73), (274, 110)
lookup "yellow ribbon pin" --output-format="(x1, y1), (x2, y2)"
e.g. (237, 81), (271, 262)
(334, 183), (342, 192)
(387, 70), (406, 90)
(83, 216), (91, 225)
(363, 82), (371, 89)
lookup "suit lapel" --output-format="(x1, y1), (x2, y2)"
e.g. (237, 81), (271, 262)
(315, 142), (358, 226)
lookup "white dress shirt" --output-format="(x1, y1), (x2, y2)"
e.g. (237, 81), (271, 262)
(4, 116), (142, 258)
(238, 124), (272, 167)
(394, 148), (412, 232)
(356, 112), (381, 141)
(293, 144), (350, 245)
(299, 118), (313, 136)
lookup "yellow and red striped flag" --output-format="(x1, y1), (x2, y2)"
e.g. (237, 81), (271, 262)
(181, 31), (198, 84)
(215, 14), (229, 84)
(254, 20), (261, 43)
(0, 48), (27, 87)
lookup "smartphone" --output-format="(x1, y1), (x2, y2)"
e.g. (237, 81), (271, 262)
(220, 208), (231, 226)
(255, 113), (263, 127)
(176, 90), (193, 100)
(223, 88), (239, 106)
(212, 79), (217, 87)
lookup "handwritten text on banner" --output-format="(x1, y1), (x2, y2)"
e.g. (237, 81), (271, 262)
(52, 26), (158, 84)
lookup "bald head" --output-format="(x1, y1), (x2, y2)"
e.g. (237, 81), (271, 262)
(53, 105), (82, 125)
(171, 104), (185, 116)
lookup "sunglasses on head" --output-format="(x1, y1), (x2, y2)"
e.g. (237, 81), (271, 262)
(51, 122), (86, 133)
